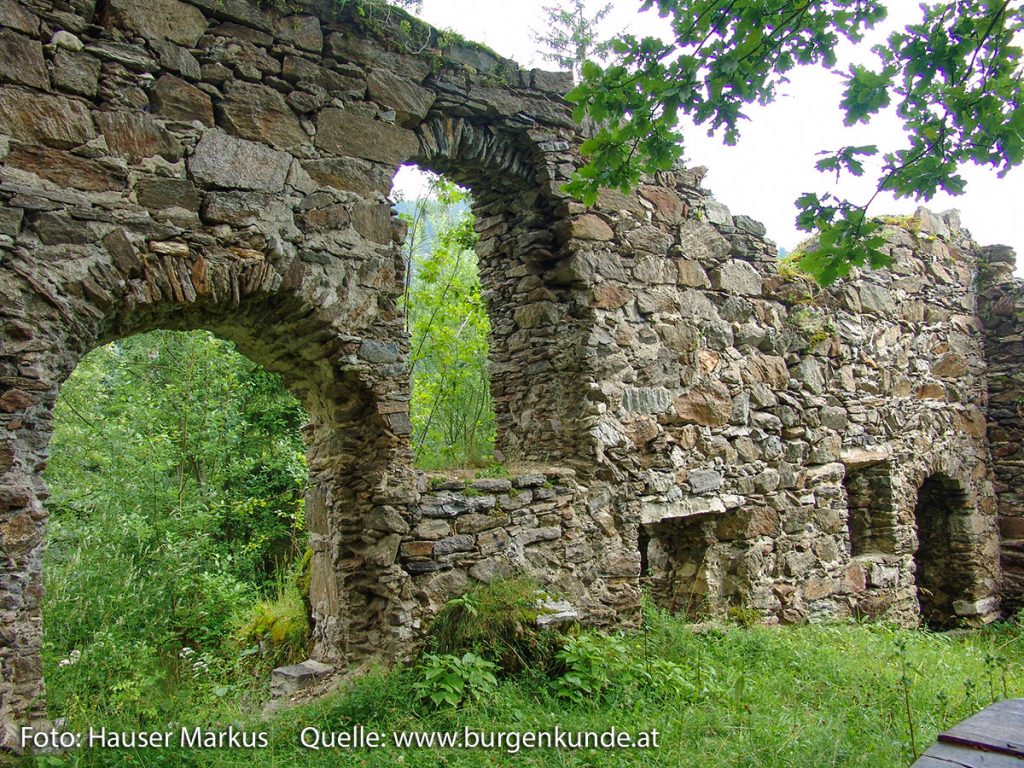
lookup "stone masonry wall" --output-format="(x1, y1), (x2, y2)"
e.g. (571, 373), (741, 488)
(575, 177), (1003, 626)
(977, 245), (1024, 613)
(0, 0), (1016, 744)
(0, 0), (615, 743)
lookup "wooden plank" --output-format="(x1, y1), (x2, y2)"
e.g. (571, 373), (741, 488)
(912, 700), (1024, 768)
(916, 741), (1024, 768)
(940, 707), (1024, 758)
(913, 756), (960, 768)
(993, 700), (1024, 718)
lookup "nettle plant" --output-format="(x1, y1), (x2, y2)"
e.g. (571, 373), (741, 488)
(413, 652), (499, 708)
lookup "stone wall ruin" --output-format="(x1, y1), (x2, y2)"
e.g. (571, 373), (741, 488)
(0, 0), (1019, 742)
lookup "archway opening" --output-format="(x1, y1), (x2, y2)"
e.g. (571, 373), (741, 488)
(393, 165), (497, 470)
(913, 473), (969, 629)
(42, 329), (311, 723)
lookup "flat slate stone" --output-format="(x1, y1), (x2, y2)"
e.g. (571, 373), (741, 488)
(188, 129), (291, 192)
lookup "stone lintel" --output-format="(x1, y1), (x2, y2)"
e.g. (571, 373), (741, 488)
(840, 447), (890, 469)
(640, 495), (732, 525)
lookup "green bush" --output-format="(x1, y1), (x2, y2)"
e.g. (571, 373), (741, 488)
(42, 329), (310, 726)
(234, 579), (310, 669)
(551, 630), (705, 705)
(401, 176), (496, 469)
(413, 652), (499, 708)
(425, 578), (566, 674)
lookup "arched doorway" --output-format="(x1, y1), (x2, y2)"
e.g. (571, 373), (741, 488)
(43, 329), (311, 722)
(0, 244), (413, 739)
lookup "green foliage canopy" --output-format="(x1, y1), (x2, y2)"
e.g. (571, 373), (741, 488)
(564, 0), (1024, 284)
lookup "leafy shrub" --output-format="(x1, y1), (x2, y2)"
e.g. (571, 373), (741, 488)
(234, 579), (310, 669)
(425, 578), (566, 674)
(413, 652), (498, 708)
(551, 630), (703, 705)
(49, 631), (166, 722)
(550, 632), (629, 703)
(42, 329), (310, 725)
(400, 175), (496, 469)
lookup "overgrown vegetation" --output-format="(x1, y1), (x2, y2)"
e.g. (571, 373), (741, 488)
(43, 330), (310, 724)
(400, 173), (496, 469)
(23, 591), (1024, 767)
(424, 578), (564, 674)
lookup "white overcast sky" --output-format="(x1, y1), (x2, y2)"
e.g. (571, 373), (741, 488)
(397, 0), (1024, 261)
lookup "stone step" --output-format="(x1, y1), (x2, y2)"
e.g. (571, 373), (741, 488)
(270, 659), (334, 699)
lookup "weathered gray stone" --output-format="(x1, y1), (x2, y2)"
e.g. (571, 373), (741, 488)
(96, 111), (180, 161)
(932, 352), (969, 379)
(218, 80), (307, 149)
(282, 55), (364, 97)
(0, 0), (38, 34)
(301, 157), (392, 198)
(536, 598), (578, 627)
(367, 69), (434, 127)
(358, 340), (400, 363)
(150, 38), (201, 80)
(564, 214), (613, 241)
(200, 191), (274, 224)
(688, 469), (723, 493)
(314, 108), (417, 165)
(733, 214), (767, 237)
(51, 50), (101, 96)
(5, 144), (125, 190)
(674, 381), (732, 426)
(188, 129), (291, 191)
(711, 261), (763, 296)
(275, 14), (322, 51)
(623, 387), (672, 415)
(470, 478), (512, 493)
(135, 177), (199, 211)
(858, 283), (896, 315)
(0, 88), (94, 148)
(703, 200), (732, 226)
(433, 535), (475, 556)
(679, 219), (731, 262)
(270, 660), (333, 697)
(514, 302), (559, 328)
(531, 68), (573, 93)
(103, 0), (208, 46)
(0, 207), (24, 236)
(0, 29), (48, 89)
(150, 74), (214, 126)
(793, 358), (826, 394)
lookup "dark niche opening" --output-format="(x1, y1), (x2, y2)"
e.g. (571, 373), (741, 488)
(640, 516), (714, 619)
(913, 473), (970, 630)
(843, 462), (896, 557)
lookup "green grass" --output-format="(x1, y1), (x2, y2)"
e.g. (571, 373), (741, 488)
(18, 609), (1024, 768)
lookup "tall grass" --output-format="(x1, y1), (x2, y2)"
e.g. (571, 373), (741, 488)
(22, 608), (1023, 768)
